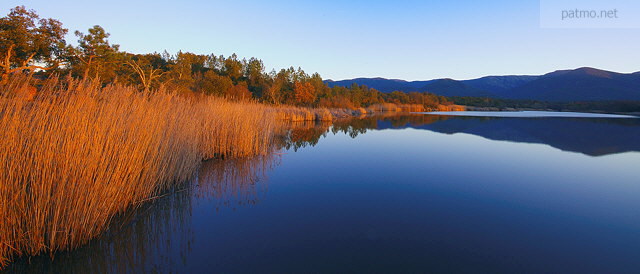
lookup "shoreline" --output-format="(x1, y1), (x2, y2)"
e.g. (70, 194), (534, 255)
(275, 104), (467, 122)
(464, 106), (640, 117)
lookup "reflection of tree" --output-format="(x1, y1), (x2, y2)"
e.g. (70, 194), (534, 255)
(331, 118), (374, 138)
(277, 121), (332, 151)
(6, 155), (280, 273)
(275, 111), (640, 163)
(331, 114), (452, 138)
(277, 114), (454, 148)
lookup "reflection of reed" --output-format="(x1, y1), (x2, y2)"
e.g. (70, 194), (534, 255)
(194, 154), (281, 209)
(4, 154), (281, 273)
(4, 188), (194, 273)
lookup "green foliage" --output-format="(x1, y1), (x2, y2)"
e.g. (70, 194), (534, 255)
(195, 70), (233, 96)
(222, 53), (243, 83)
(0, 6), (68, 82)
(70, 25), (121, 81)
(122, 53), (168, 90)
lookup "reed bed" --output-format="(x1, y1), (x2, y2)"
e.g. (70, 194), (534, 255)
(397, 104), (426, 112)
(0, 76), (279, 268)
(365, 103), (424, 113)
(366, 103), (401, 112)
(365, 103), (463, 113)
(436, 104), (466, 111)
(274, 106), (334, 122)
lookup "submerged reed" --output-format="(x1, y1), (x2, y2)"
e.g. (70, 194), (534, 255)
(0, 76), (279, 267)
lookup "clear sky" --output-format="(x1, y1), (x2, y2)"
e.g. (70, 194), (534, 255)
(3, 0), (639, 80)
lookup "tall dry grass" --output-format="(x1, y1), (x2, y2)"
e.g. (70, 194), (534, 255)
(0, 76), (279, 268)
(436, 104), (466, 111)
(274, 105), (334, 122)
(6, 153), (280, 273)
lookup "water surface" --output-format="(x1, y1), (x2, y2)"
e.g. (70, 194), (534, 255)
(7, 112), (640, 273)
(425, 110), (639, 118)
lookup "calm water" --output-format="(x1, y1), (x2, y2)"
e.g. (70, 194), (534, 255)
(425, 110), (639, 118)
(6, 112), (640, 273)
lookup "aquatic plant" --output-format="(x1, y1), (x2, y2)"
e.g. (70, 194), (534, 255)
(0, 76), (279, 267)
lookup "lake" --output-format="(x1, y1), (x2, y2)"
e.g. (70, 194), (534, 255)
(6, 112), (640, 273)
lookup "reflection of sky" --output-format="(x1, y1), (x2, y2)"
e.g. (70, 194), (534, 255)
(282, 128), (640, 220)
(196, 127), (639, 272)
(426, 111), (640, 118)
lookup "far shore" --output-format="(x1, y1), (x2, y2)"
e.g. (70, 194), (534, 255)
(462, 106), (640, 117)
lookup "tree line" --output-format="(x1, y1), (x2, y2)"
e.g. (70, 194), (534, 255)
(451, 96), (640, 113)
(0, 6), (451, 109)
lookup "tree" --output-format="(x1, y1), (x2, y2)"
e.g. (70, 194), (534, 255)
(222, 53), (243, 83)
(194, 70), (233, 96)
(124, 53), (167, 91)
(0, 6), (68, 84)
(70, 25), (120, 79)
(271, 68), (295, 104)
(294, 81), (316, 105)
(386, 91), (410, 104)
(227, 81), (251, 101)
(244, 57), (268, 98)
(168, 51), (207, 81)
(263, 76), (282, 104)
(309, 72), (332, 106)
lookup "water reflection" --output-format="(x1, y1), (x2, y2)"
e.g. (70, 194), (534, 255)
(5, 113), (640, 272)
(417, 115), (640, 156)
(278, 121), (332, 151)
(4, 155), (279, 273)
(4, 187), (194, 273)
(288, 113), (640, 156)
(195, 155), (280, 210)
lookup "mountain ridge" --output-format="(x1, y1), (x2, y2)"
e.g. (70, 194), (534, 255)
(325, 67), (640, 101)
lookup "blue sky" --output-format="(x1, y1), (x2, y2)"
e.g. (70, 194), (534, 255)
(4, 0), (639, 80)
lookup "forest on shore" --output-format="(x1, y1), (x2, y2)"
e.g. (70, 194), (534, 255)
(1, 6), (452, 111)
(450, 96), (640, 114)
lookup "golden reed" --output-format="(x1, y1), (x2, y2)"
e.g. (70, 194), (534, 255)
(0, 76), (279, 267)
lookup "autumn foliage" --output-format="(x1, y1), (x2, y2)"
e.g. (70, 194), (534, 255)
(294, 82), (316, 104)
(1, 6), (452, 110)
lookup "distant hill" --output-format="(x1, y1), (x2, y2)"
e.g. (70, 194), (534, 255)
(506, 67), (640, 101)
(325, 78), (433, 93)
(325, 67), (640, 101)
(463, 75), (540, 97)
(419, 79), (490, 97)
